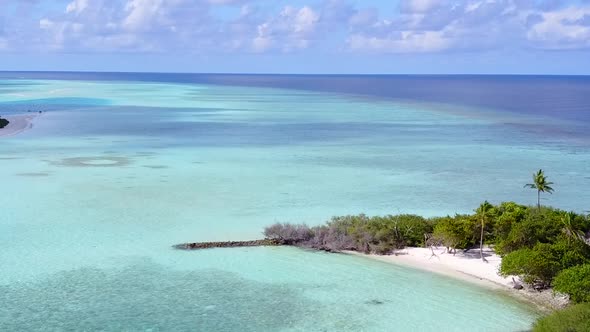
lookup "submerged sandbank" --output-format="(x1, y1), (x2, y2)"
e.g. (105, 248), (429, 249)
(0, 114), (38, 137)
(348, 247), (568, 313)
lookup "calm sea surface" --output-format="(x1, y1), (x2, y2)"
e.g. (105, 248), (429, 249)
(2, 73), (589, 331)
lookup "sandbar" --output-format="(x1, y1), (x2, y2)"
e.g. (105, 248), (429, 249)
(0, 114), (38, 137)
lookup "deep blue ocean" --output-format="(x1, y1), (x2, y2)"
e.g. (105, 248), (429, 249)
(2, 72), (589, 121)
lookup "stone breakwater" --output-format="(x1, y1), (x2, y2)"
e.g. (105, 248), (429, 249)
(173, 239), (281, 250)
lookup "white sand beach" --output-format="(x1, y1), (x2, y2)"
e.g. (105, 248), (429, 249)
(348, 247), (569, 312)
(0, 114), (38, 137)
(357, 247), (510, 287)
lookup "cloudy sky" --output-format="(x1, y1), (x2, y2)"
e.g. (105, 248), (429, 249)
(0, 0), (589, 74)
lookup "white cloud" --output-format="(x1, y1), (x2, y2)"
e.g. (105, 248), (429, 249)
(348, 30), (452, 53)
(39, 18), (54, 30)
(8, 0), (590, 55)
(123, 0), (165, 31)
(250, 5), (320, 52)
(207, 0), (243, 4)
(36, 0), (215, 52)
(346, 0), (530, 53)
(288, 6), (320, 34)
(400, 0), (443, 13)
(527, 6), (590, 49)
(66, 0), (89, 14)
(348, 8), (378, 27)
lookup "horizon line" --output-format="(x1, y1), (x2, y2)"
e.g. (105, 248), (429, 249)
(0, 70), (589, 77)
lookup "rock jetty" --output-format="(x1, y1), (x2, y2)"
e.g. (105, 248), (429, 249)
(173, 239), (281, 250)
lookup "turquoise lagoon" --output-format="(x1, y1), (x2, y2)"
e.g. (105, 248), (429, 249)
(2, 75), (589, 331)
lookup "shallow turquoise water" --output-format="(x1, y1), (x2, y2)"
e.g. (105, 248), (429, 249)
(3, 77), (587, 331)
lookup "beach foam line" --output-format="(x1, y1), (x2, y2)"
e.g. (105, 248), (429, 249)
(346, 247), (569, 312)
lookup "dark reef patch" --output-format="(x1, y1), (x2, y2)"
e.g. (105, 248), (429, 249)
(15, 172), (50, 177)
(142, 165), (169, 169)
(135, 151), (157, 156)
(52, 156), (132, 167)
(0, 260), (343, 332)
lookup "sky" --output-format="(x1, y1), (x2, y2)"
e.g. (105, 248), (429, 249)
(0, 0), (589, 74)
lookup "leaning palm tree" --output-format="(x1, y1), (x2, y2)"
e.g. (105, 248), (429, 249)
(524, 169), (554, 210)
(561, 212), (587, 244)
(476, 201), (493, 262)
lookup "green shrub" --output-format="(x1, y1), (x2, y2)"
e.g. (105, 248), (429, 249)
(500, 243), (561, 286)
(491, 202), (529, 243)
(495, 208), (563, 255)
(500, 238), (590, 287)
(316, 214), (439, 254)
(368, 214), (434, 249)
(569, 212), (590, 235)
(550, 238), (590, 271)
(533, 303), (590, 332)
(432, 215), (478, 251)
(553, 264), (590, 304)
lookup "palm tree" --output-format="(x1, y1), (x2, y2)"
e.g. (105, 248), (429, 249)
(524, 169), (554, 210)
(561, 212), (587, 244)
(476, 201), (493, 262)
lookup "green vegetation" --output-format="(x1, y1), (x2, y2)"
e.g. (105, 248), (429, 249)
(431, 214), (479, 252)
(266, 170), (590, 328)
(553, 264), (590, 304)
(532, 303), (590, 332)
(265, 202), (590, 296)
(499, 239), (590, 288)
(0, 117), (8, 129)
(264, 214), (436, 254)
(525, 169), (554, 210)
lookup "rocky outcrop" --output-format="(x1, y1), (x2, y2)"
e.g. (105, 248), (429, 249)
(173, 239), (281, 250)
(0, 118), (9, 129)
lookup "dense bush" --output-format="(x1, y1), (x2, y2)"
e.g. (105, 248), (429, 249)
(0, 117), (8, 129)
(500, 244), (561, 287)
(494, 207), (564, 255)
(532, 303), (590, 332)
(550, 239), (590, 271)
(553, 264), (590, 303)
(306, 224), (356, 252)
(263, 223), (313, 245)
(500, 238), (590, 288)
(490, 202), (528, 242)
(431, 215), (479, 253)
(394, 214), (437, 247)
(263, 214), (436, 254)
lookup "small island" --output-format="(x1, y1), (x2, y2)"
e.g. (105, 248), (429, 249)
(0, 117), (9, 129)
(176, 170), (590, 331)
(0, 113), (40, 137)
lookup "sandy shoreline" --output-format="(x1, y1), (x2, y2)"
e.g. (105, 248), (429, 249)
(0, 114), (38, 137)
(346, 247), (568, 313)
